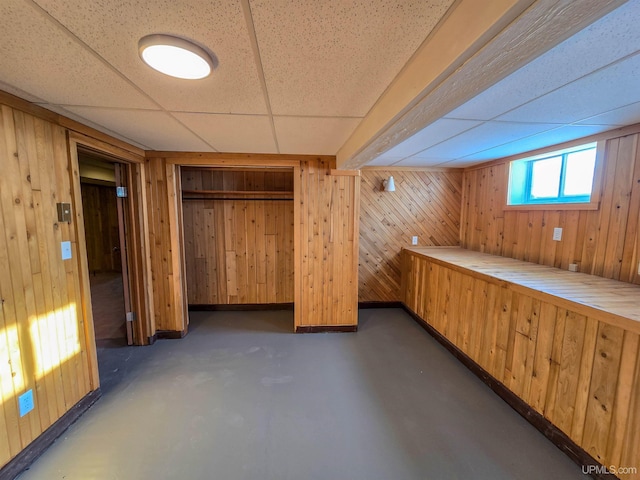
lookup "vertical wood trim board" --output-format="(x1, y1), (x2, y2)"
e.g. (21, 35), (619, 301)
(402, 251), (640, 479)
(0, 105), (95, 468)
(460, 131), (640, 285)
(359, 170), (462, 302)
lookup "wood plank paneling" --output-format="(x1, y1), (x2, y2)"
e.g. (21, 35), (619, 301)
(181, 169), (294, 305)
(0, 105), (94, 468)
(403, 248), (640, 479)
(359, 169), (462, 302)
(295, 160), (359, 328)
(461, 132), (640, 286)
(144, 158), (187, 332)
(146, 156), (359, 332)
(80, 183), (121, 273)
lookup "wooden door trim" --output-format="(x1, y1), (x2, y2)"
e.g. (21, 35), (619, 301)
(67, 138), (100, 389)
(114, 164), (134, 345)
(69, 135), (154, 354)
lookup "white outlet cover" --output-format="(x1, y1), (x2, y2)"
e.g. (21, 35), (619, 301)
(61, 241), (72, 260)
(552, 227), (563, 241)
(412, 236), (418, 245)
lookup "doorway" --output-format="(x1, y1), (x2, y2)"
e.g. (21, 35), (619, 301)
(78, 152), (133, 347)
(180, 167), (295, 329)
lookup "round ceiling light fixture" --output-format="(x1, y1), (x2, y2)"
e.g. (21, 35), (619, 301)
(138, 34), (216, 80)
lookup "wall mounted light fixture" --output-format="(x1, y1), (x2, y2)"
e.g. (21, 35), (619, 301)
(382, 176), (396, 192)
(138, 34), (217, 79)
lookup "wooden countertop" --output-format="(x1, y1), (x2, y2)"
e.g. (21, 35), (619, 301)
(403, 246), (640, 332)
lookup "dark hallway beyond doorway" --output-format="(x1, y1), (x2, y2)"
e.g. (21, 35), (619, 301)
(90, 271), (126, 347)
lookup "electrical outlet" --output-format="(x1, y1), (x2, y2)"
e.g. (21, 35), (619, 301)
(19, 390), (34, 417)
(412, 236), (418, 246)
(552, 227), (563, 241)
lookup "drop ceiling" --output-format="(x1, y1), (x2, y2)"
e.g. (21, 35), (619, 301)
(0, 0), (638, 167)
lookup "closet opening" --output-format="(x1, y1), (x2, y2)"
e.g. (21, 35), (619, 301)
(180, 167), (295, 330)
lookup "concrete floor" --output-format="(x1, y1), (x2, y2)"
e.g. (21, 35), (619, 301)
(18, 309), (585, 480)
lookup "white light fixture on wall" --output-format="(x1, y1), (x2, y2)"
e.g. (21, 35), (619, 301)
(382, 176), (396, 192)
(139, 34), (217, 79)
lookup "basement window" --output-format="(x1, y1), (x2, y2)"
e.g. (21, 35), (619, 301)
(507, 143), (599, 208)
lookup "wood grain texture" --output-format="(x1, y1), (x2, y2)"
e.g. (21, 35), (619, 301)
(80, 184), (120, 273)
(181, 169), (294, 305)
(461, 131), (640, 286)
(295, 158), (359, 328)
(358, 169), (462, 302)
(146, 156), (359, 333)
(0, 105), (94, 468)
(144, 158), (187, 332)
(403, 248), (640, 479)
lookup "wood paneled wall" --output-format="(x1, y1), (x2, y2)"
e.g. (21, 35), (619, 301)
(145, 155), (360, 332)
(359, 169), (462, 301)
(0, 105), (94, 468)
(461, 131), (640, 285)
(80, 183), (121, 273)
(296, 161), (360, 328)
(181, 169), (294, 305)
(403, 251), (640, 478)
(144, 158), (187, 333)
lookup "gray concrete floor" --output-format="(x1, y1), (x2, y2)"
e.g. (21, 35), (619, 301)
(18, 309), (585, 480)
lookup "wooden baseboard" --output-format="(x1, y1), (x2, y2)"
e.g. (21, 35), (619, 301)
(154, 329), (188, 340)
(358, 301), (403, 309)
(400, 303), (616, 480)
(0, 389), (101, 480)
(188, 303), (294, 311)
(295, 325), (358, 333)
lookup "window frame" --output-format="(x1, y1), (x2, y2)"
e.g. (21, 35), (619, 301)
(505, 141), (603, 211)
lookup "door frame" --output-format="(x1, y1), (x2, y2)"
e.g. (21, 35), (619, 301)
(159, 156), (300, 333)
(68, 132), (155, 388)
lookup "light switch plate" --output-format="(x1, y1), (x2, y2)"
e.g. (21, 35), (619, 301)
(412, 236), (418, 245)
(552, 227), (563, 241)
(61, 241), (72, 260)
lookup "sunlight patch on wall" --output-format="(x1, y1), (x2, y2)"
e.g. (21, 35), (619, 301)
(29, 303), (80, 378)
(0, 325), (25, 405)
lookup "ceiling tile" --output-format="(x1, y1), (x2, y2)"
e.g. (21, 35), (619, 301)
(391, 157), (453, 168)
(250, 0), (455, 117)
(274, 117), (361, 155)
(0, 80), (46, 104)
(32, 0), (267, 114)
(446, 1), (640, 121)
(458, 124), (610, 164)
(64, 106), (213, 151)
(366, 155), (407, 166)
(0, 0), (156, 109)
(34, 103), (147, 148)
(575, 101), (640, 127)
(173, 113), (277, 153)
(380, 118), (482, 159)
(416, 121), (563, 160)
(497, 53), (640, 124)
